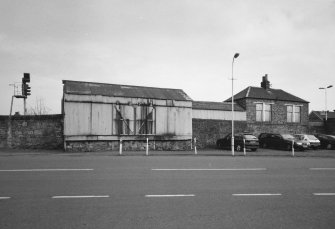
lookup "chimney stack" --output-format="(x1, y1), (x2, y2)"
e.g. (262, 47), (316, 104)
(261, 74), (271, 89)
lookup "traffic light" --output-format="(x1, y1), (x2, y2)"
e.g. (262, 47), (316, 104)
(21, 73), (31, 97)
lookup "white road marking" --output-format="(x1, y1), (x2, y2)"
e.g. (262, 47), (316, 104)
(233, 193), (282, 196)
(310, 168), (335, 170)
(0, 197), (11, 200)
(0, 169), (94, 172)
(52, 195), (109, 199)
(152, 168), (267, 171)
(145, 194), (195, 197)
(313, 193), (335, 196)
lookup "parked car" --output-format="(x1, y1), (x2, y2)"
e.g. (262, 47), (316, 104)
(294, 134), (321, 149)
(216, 133), (259, 151)
(258, 133), (308, 151)
(314, 134), (335, 150)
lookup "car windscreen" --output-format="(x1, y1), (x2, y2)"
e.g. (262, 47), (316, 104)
(244, 135), (257, 140)
(307, 135), (319, 140)
(281, 134), (294, 140)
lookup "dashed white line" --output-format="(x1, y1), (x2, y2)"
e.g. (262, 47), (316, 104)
(152, 168), (267, 171)
(233, 193), (282, 196)
(52, 195), (109, 199)
(0, 197), (11, 200)
(313, 193), (335, 196)
(0, 169), (94, 172)
(145, 194), (195, 197)
(310, 168), (335, 170)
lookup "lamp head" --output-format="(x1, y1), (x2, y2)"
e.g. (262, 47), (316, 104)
(327, 85), (333, 88)
(234, 53), (240, 58)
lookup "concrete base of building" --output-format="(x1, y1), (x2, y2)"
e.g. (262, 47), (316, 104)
(64, 140), (192, 152)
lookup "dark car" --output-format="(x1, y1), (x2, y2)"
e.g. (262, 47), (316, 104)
(216, 133), (259, 151)
(314, 134), (335, 150)
(258, 133), (308, 151)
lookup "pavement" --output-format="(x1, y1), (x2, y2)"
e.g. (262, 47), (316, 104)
(1, 147), (335, 157)
(0, 151), (335, 228)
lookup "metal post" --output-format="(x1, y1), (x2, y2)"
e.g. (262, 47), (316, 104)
(325, 89), (328, 121)
(24, 97), (27, 115)
(194, 138), (197, 155)
(9, 96), (14, 117)
(146, 138), (149, 156)
(231, 53), (239, 157)
(243, 138), (246, 156)
(292, 140), (295, 157)
(119, 139), (123, 155)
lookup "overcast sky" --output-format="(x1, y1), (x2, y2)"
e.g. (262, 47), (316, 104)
(1, 0), (334, 115)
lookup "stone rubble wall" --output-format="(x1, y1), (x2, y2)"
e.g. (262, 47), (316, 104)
(0, 115), (63, 150)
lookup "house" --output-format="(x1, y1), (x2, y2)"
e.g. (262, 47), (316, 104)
(309, 110), (335, 135)
(225, 75), (309, 136)
(62, 80), (193, 151)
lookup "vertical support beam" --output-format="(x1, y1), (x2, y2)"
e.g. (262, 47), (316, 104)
(146, 138), (149, 156)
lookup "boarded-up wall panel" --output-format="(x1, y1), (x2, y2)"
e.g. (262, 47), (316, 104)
(64, 102), (91, 135)
(91, 103), (113, 135)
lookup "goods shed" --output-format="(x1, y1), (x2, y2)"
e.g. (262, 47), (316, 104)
(62, 80), (192, 151)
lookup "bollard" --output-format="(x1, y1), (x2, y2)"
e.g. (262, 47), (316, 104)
(292, 140), (295, 157)
(146, 138), (149, 156)
(194, 138), (197, 155)
(119, 139), (123, 156)
(243, 138), (246, 156)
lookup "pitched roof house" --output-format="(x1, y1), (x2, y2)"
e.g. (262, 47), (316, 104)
(225, 75), (309, 135)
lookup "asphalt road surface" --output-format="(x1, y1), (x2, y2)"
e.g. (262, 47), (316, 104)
(0, 153), (335, 229)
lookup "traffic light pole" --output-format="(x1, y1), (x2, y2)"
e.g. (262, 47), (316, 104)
(24, 97), (27, 115)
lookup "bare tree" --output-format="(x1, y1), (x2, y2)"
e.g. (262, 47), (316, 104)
(27, 97), (51, 115)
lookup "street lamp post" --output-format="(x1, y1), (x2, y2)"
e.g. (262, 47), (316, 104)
(231, 53), (239, 156)
(319, 85), (333, 121)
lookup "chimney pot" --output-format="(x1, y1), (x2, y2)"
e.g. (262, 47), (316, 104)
(261, 74), (271, 89)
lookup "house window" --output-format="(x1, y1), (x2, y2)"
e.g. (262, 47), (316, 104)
(256, 103), (272, 122)
(287, 105), (301, 123)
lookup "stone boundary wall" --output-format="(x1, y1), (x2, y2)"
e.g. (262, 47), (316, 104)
(0, 115), (63, 150)
(192, 119), (248, 149)
(325, 119), (335, 135)
(65, 139), (192, 152)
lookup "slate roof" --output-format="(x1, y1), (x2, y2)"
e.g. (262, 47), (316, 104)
(192, 101), (245, 111)
(225, 86), (309, 103)
(63, 80), (192, 101)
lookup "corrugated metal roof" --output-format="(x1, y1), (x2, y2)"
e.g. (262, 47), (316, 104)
(225, 86), (309, 103)
(192, 101), (245, 111)
(63, 80), (192, 101)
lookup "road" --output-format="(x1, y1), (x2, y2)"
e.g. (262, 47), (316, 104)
(0, 153), (335, 229)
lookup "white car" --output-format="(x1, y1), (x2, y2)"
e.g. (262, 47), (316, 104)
(294, 134), (321, 149)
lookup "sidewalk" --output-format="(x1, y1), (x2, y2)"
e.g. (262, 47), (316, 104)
(1, 148), (335, 157)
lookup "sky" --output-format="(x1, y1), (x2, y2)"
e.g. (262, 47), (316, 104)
(1, 0), (335, 115)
